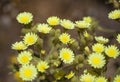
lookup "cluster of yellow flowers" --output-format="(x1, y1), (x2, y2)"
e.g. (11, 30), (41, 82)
(11, 11), (120, 82)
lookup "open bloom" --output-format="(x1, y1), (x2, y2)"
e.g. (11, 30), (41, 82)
(95, 36), (109, 44)
(113, 75), (120, 82)
(108, 9), (120, 19)
(17, 12), (33, 24)
(19, 64), (38, 81)
(37, 24), (52, 34)
(92, 43), (105, 53)
(59, 33), (71, 44)
(47, 16), (60, 25)
(37, 61), (49, 73)
(95, 76), (108, 82)
(105, 45), (120, 58)
(88, 53), (106, 68)
(59, 48), (74, 64)
(60, 19), (75, 29)
(17, 51), (32, 65)
(23, 32), (38, 46)
(12, 41), (27, 50)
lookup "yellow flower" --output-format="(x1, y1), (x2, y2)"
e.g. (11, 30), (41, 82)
(88, 53), (106, 68)
(59, 48), (74, 64)
(47, 16), (60, 25)
(80, 73), (95, 82)
(12, 41), (27, 50)
(83, 16), (92, 23)
(17, 51), (32, 65)
(113, 75), (120, 82)
(75, 20), (90, 29)
(65, 71), (74, 79)
(117, 34), (120, 43)
(19, 64), (38, 81)
(37, 61), (49, 73)
(108, 9), (120, 19)
(95, 36), (109, 44)
(105, 45), (120, 58)
(23, 32), (38, 46)
(59, 33), (71, 44)
(14, 72), (24, 82)
(16, 12), (33, 24)
(37, 24), (52, 34)
(92, 43), (105, 53)
(60, 19), (75, 29)
(95, 76), (108, 82)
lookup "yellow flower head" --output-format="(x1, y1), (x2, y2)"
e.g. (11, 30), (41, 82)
(80, 73), (95, 82)
(113, 75), (120, 82)
(37, 24), (52, 34)
(17, 12), (33, 24)
(12, 41), (27, 50)
(83, 16), (92, 23)
(65, 71), (74, 79)
(37, 61), (49, 73)
(60, 19), (75, 29)
(105, 45), (120, 58)
(23, 32), (38, 46)
(17, 51), (32, 65)
(95, 76), (108, 82)
(59, 48), (74, 64)
(92, 43), (105, 53)
(14, 72), (24, 82)
(47, 16), (60, 25)
(75, 20), (90, 29)
(117, 34), (120, 43)
(95, 36), (109, 44)
(88, 53), (106, 68)
(59, 33), (71, 44)
(108, 9), (120, 19)
(19, 64), (38, 81)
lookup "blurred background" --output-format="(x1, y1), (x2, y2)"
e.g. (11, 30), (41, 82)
(0, 0), (120, 82)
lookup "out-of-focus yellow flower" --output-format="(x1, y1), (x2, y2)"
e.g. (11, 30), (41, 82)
(105, 45), (120, 58)
(17, 51), (32, 65)
(95, 36), (109, 44)
(14, 72), (24, 82)
(65, 71), (74, 79)
(23, 32), (38, 46)
(83, 16), (92, 23)
(47, 16), (60, 25)
(113, 75), (120, 82)
(108, 9), (120, 19)
(19, 64), (38, 81)
(92, 43), (105, 53)
(37, 24), (52, 34)
(12, 41), (27, 50)
(37, 61), (49, 73)
(59, 33), (71, 44)
(60, 19), (75, 29)
(17, 12), (33, 24)
(59, 48), (74, 64)
(117, 34), (120, 43)
(80, 73), (95, 82)
(95, 76), (108, 82)
(84, 31), (90, 38)
(10, 55), (17, 64)
(88, 53), (106, 68)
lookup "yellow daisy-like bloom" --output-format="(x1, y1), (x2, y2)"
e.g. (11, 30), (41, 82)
(47, 16), (60, 25)
(95, 36), (109, 44)
(108, 9), (120, 19)
(37, 24), (52, 34)
(19, 64), (38, 81)
(75, 20), (90, 29)
(105, 45), (120, 58)
(113, 75), (120, 82)
(12, 41), (27, 50)
(92, 43), (105, 53)
(83, 16), (92, 23)
(60, 19), (75, 29)
(16, 12), (33, 24)
(88, 53), (106, 68)
(59, 33), (71, 44)
(59, 48), (74, 64)
(37, 61), (49, 73)
(117, 34), (120, 43)
(65, 71), (74, 79)
(95, 76), (108, 82)
(80, 73), (95, 82)
(17, 51), (32, 65)
(23, 32), (38, 46)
